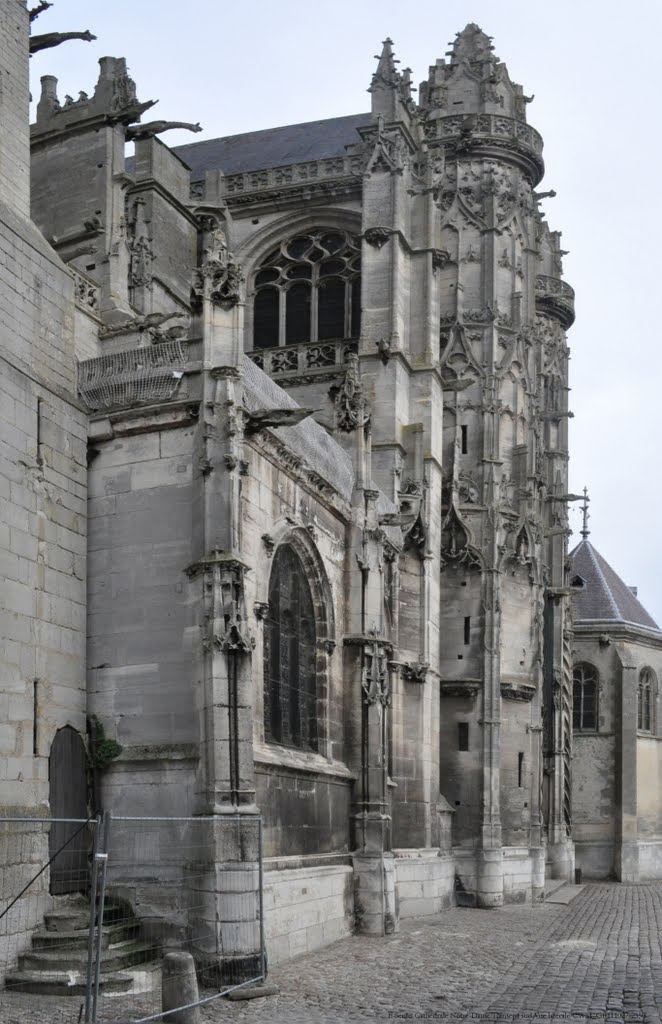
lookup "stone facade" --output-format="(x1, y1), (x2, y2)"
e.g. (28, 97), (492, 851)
(1, 5), (652, 981)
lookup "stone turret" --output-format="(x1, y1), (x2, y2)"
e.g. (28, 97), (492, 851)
(419, 23), (544, 187)
(414, 23), (577, 902)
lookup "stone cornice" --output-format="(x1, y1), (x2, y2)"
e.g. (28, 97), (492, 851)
(573, 621), (662, 648)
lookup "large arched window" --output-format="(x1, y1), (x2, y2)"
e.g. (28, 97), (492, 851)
(252, 229), (361, 350)
(264, 545), (318, 751)
(638, 668), (657, 733)
(573, 663), (598, 732)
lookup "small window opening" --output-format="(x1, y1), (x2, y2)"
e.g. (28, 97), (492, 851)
(33, 679), (39, 756)
(518, 752), (524, 787)
(36, 398), (43, 467)
(464, 616), (471, 645)
(458, 722), (469, 751)
(460, 425), (468, 454)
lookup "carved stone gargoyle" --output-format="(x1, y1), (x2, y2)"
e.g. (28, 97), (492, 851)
(126, 120), (203, 142)
(30, 30), (96, 54)
(378, 511), (417, 528)
(244, 408), (317, 434)
(29, 2), (52, 21)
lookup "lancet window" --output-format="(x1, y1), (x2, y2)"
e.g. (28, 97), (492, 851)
(638, 668), (656, 733)
(572, 663), (598, 732)
(263, 544), (318, 751)
(252, 229), (361, 350)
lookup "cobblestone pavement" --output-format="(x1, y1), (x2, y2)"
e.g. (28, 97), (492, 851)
(2, 883), (662, 1024)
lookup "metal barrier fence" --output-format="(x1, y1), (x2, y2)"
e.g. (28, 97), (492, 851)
(0, 814), (265, 1024)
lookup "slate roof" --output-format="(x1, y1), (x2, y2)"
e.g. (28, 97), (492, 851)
(172, 113), (371, 181)
(569, 538), (660, 632)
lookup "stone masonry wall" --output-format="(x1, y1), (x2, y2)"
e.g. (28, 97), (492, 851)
(0, 0), (88, 977)
(87, 422), (198, 781)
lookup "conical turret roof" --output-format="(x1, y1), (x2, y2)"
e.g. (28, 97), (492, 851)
(569, 538), (660, 632)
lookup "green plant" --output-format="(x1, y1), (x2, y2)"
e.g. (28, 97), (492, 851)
(89, 715), (123, 769)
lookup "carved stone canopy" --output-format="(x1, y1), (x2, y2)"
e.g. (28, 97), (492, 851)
(500, 681), (536, 702)
(330, 353), (370, 432)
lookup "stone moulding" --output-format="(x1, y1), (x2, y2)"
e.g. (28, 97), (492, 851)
(500, 681), (537, 702)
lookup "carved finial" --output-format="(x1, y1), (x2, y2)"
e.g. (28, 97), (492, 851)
(580, 486), (590, 540)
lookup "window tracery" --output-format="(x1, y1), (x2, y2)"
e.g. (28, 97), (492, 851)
(252, 229), (361, 350)
(263, 544), (318, 751)
(572, 662), (598, 732)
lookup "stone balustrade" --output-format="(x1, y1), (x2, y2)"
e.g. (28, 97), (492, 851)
(248, 339), (357, 380)
(535, 274), (575, 328)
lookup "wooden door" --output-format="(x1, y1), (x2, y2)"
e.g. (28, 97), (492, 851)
(49, 726), (90, 894)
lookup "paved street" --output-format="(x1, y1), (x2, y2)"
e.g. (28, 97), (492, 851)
(2, 883), (662, 1024)
(202, 883), (662, 1024)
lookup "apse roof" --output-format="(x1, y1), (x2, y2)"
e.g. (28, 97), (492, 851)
(172, 113), (370, 181)
(569, 538), (660, 632)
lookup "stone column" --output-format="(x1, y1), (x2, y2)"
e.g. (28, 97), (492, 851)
(339, 374), (398, 933)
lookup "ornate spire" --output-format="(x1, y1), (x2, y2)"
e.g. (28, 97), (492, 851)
(370, 38), (400, 92)
(449, 23), (496, 63)
(580, 486), (590, 540)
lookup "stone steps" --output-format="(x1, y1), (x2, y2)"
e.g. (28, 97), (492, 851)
(4, 967), (134, 997)
(19, 937), (154, 973)
(32, 920), (138, 950)
(5, 897), (158, 997)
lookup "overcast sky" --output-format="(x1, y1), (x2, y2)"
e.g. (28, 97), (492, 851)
(30, 0), (662, 626)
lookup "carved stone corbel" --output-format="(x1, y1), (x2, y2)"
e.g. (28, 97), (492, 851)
(261, 534), (275, 557)
(364, 227), (392, 248)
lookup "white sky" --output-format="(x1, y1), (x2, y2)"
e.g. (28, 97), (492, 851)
(30, 0), (662, 626)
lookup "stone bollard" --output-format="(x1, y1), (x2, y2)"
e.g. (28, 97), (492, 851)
(162, 951), (201, 1024)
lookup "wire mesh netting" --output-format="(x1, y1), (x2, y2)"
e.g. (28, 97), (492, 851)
(0, 814), (264, 1024)
(77, 341), (185, 412)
